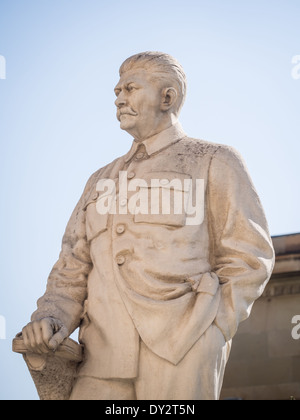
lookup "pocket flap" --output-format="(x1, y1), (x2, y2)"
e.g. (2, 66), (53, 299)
(132, 171), (192, 227)
(138, 171), (192, 191)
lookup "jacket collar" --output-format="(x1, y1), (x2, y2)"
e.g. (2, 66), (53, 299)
(125, 122), (187, 163)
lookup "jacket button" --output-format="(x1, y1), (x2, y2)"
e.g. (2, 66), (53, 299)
(127, 172), (135, 179)
(136, 152), (145, 160)
(116, 224), (125, 234)
(116, 255), (126, 266)
(120, 198), (128, 207)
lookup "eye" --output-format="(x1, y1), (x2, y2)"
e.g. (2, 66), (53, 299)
(126, 84), (135, 92)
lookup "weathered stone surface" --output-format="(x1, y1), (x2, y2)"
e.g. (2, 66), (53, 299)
(16, 52), (274, 400)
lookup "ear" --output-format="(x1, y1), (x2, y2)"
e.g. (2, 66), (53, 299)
(160, 87), (177, 112)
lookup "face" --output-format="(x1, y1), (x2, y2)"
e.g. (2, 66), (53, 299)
(114, 69), (167, 141)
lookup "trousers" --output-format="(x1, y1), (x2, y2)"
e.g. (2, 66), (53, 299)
(69, 324), (231, 400)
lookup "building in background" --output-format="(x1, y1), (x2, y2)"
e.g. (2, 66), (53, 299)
(221, 233), (300, 400)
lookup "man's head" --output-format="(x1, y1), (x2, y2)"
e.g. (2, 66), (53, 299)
(114, 52), (187, 141)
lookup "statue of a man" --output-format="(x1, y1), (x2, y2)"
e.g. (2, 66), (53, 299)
(21, 52), (275, 400)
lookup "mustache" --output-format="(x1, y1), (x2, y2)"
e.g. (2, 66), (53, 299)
(117, 108), (138, 119)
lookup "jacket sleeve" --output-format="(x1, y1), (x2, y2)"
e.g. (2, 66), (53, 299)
(207, 146), (275, 342)
(31, 172), (98, 335)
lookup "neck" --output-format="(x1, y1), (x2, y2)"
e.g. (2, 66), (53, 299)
(134, 114), (178, 142)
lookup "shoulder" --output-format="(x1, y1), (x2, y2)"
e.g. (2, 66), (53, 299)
(177, 136), (221, 157)
(210, 143), (246, 168)
(180, 136), (249, 176)
(179, 136), (241, 159)
(81, 155), (124, 199)
(205, 142), (252, 184)
(86, 155), (124, 185)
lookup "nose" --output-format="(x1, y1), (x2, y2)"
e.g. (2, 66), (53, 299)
(115, 91), (127, 108)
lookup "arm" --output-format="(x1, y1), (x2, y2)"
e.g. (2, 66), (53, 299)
(207, 146), (275, 341)
(22, 172), (97, 352)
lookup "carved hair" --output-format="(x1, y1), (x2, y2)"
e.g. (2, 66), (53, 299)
(119, 51), (187, 116)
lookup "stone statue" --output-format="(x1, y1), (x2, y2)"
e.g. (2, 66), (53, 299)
(16, 52), (275, 400)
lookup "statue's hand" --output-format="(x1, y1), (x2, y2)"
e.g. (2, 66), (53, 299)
(21, 318), (69, 354)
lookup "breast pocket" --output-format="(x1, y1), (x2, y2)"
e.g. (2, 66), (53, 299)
(132, 171), (192, 228)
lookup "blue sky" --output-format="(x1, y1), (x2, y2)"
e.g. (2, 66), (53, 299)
(0, 0), (299, 399)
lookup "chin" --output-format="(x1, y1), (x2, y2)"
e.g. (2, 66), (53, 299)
(120, 120), (135, 132)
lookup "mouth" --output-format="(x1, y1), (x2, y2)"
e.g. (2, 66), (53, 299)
(120, 112), (137, 117)
(117, 110), (138, 122)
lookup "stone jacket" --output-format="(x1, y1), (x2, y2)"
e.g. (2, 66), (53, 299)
(32, 123), (275, 379)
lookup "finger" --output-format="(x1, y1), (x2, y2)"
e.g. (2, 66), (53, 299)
(23, 323), (42, 354)
(32, 321), (50, 354)
(22, 326), (31, 352)
(48, 326), (68, 351)
(40, 318), (55, 347)
(50, 318), (63, 334)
